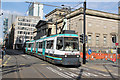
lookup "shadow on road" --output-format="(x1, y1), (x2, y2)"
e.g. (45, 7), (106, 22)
(2, 66), (21, 75)
(103, 64), (116, 80)
(76, 69), (83, 80)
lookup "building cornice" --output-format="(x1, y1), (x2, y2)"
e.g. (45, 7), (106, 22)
(35, 20), (53, 28)
(45, 8), (67, 18)
(46, 8), (119, 24)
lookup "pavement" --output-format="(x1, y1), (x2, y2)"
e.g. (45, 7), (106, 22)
(0, 51), (2, 80)
(1, 49), (120, 80)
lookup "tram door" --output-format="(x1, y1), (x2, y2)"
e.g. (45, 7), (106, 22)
(36, 42), (38, 53)
(42, 41), (46, 59)
(31, 43), (33, 52)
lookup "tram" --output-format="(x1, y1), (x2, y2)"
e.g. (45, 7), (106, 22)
(25, 33), (80, 65)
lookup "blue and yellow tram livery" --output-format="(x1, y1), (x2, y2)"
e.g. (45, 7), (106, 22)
(25, 34), (80, 65)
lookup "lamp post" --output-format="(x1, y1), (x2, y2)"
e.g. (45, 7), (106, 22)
(83, 0), (86, 64)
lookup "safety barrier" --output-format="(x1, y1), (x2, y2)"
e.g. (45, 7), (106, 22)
(80, 52), (120, 63)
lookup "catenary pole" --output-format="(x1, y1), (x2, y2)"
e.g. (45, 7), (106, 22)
(83, 0), (86, 64)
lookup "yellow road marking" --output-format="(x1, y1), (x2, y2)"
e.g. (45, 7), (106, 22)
(20, 64), (26, 66)
(4, 55), (7, 58)
(40, 64), (47, 65)
(3, 56), (11, 66)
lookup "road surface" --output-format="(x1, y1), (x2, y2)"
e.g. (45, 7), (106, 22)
(1, 49), (119, 80)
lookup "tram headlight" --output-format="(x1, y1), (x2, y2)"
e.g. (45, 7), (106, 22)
(65, 55), (67, 57)
(77, 55), (79, 57)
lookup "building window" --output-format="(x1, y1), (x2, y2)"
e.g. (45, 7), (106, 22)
(112, 35), (116, 43)
(18, 22), (22, 25)
(21, 27), (24, 30)
(48, 18), (53, 22)
(88, 35), (92, 44)
(28, 32), (30, 35)
(18, 18), (23, 21)
(20, 31), (22, 34)
(103, 35), (107, 45)
(96, 35), (99, 45)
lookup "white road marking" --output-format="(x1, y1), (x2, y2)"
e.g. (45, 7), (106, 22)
(81, 67), (89, 70)
(46, 67), (72, 78)
(21, 55), (25, 56)
(69, 68), (79, 71)
(76, 71), (98, 77)
(64, 72), (78, 77)
(83, 72), (98, 77)
(94, 72), (110, 76)
(112, 73), (118, 76)
(56, 67), (63, 71)
(23, 55), (31, 58)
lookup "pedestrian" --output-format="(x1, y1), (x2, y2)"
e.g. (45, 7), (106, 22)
(1, 46), (6, 60)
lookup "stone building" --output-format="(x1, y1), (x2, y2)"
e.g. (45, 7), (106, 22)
(45, 8), (119, 49)
(9, 16), (40, 49)
(34, 20), (55, 40)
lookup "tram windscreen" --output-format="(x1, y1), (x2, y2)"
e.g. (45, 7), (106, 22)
(57, 37), (79, 51)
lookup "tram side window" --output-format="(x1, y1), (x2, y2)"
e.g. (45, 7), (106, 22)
(46, 41), (50, 49)
(39, 42), (42, 48)
(57, 37), (63, 50)
(31, 44), (33, 48)
(46, 40), (54, 49)
(36, 42), (38, 48)
(25, 44), (28, 47)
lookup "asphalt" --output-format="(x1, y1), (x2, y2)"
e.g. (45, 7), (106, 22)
(1, 49), (119, 80)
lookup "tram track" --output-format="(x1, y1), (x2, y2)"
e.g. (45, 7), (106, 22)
(28, 53), (86, 78)
(12, 53), (117, 79)
(18, 54), (48, 78)
(13, 55), (22, 79)
(2, 50), (23, 79)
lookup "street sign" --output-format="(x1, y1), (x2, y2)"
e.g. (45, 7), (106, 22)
(88, 49), (92, 55)
(111, 49), (117, 53)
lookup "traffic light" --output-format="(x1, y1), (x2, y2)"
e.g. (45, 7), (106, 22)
(80, 34), (84, 43)
(80, 34), (87, 43)
(112, 36), (116, 43)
